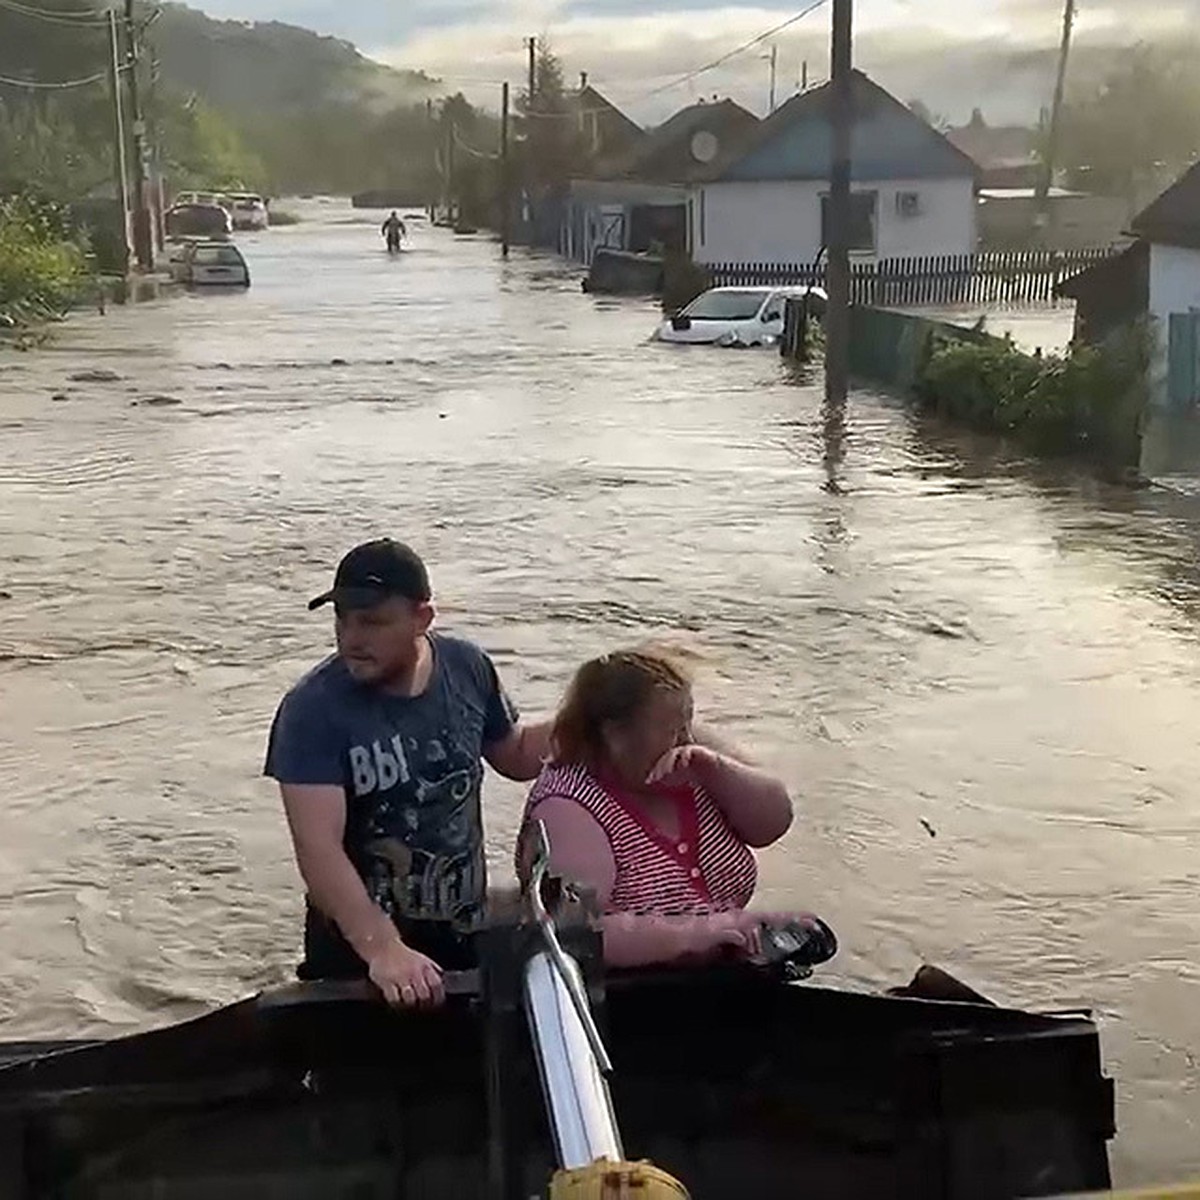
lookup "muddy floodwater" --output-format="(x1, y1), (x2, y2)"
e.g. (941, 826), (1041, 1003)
(1, 200), (1198, 1188)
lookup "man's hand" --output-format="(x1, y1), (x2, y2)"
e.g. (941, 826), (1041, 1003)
(645, 743), (723, 788)
(366, 940), (445, 1009)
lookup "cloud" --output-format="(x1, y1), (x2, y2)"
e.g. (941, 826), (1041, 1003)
(183, 0), (1200, 128)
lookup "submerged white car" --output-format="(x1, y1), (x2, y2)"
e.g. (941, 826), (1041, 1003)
(656, 284), (827, 346)
(177, 240), (250, 287)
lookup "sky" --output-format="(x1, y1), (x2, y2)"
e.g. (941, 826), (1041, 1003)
(188, 0), (1199, 125)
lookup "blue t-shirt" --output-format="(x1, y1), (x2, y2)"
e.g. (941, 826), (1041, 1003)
(264, 633), (518, 965)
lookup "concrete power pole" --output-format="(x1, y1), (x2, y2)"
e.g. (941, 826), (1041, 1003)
(106, 9), (131, 277)
(124, 0), (154, 271)
(825, 0), (853, 406)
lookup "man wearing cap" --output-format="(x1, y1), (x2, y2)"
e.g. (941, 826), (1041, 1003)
(264, 539), (551, 1009)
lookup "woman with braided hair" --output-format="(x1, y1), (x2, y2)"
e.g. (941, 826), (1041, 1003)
(517, 647), (824, 969)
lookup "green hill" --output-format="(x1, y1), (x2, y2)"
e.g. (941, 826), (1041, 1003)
(150, 3), (437, 116)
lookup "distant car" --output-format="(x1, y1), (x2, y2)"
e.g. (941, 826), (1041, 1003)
(176, 240), (250, 287)
(656, 284), (827, 346)
(165, 203), (232, 240)
(225, 192), (270, 231)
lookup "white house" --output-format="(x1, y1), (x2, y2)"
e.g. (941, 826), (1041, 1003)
(686, 71), (978, 266)
(1129, 163), (1200, 409)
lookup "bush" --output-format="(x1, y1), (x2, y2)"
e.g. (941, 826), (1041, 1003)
(0, 194), (88, 328)
(914, 321), (1152, 467)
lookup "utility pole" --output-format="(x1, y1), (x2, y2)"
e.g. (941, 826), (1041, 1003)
(1034, 0), (1076, 245)
(147, 52), (165, 252)
(124, 0), (154, 272)
(426, 98), (436, 220)
(801, 60), (809, 91)
(768, 44), (778, 114)
(444, 109), (455, 226)
(500, 81), (511, 257)
(106, 8), (131, 277)
(526, 36), (537, 106)
(825, 0), (853, 405)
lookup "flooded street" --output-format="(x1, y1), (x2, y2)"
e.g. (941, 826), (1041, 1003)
(2, 200), (1199, 1187)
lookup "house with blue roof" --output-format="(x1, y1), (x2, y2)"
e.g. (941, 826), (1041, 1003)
(688, 70), (979, 265)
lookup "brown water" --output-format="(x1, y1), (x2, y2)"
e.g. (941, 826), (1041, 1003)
(1, 201), (1199, 1187)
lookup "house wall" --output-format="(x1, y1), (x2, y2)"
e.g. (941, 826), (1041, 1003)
(689, 177), (976, 264)
(1149, 243), (1200, 320)
(564, 180), (687, 264)
(978, 193), (1129, 250)
(1148, 242), (1200, 408)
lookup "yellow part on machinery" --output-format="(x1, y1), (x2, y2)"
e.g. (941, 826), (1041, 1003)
(548, 1158), (691, 1199)
(1060, 1185), (1200, 1199)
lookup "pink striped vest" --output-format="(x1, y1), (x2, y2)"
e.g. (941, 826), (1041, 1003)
(521, 762), (757, 916)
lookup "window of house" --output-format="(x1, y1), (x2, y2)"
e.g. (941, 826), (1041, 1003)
(820, 191), (877, 252)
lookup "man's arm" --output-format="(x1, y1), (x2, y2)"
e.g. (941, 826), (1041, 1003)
(279, 783), (400, 962)
(484, 717), (553, 781)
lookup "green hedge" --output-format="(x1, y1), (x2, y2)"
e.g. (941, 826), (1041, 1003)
(912, 320), (1152, 468)
(0, 194), (88, 329)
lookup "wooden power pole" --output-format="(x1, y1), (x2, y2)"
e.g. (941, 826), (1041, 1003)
(825, 0), (853, 405)
(500, 81), (511, 257)
(1034, 0), (1077, 243)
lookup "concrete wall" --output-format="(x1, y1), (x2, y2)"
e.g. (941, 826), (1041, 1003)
(690, 177), (976, 264)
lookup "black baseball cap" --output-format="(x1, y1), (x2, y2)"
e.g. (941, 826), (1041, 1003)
(307, 539), (432, 611)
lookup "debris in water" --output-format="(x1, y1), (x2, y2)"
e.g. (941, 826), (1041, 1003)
(920, 818), (937, 839)
(50, 392), (69, 402)
(0, 590), (11, 600)
(132, 395), (183, 407)
(68, 368), (121, 383)
(331, 357), (348, 366)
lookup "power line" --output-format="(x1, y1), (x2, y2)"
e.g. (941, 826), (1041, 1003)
(0, 0), (109, 25)
(0, 63), (126, 88)
(0, 69), (109, 88)
(640, 0), (830, 100)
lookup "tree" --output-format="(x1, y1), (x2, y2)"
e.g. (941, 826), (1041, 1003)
(1053, 44), (1200, 199)
(517, 39), (586, 200)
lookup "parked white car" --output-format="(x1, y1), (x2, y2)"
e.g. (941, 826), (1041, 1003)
(226, 192), (270, 231)
(656, 284), (827, 346)
(176, 240), (250, 287)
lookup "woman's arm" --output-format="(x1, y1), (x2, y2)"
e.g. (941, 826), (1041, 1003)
(528, 796), (759, 968)
(648, 745), (793, 848)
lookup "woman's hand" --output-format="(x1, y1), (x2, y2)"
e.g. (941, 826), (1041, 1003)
(677, 910), (765, 963)
(645, 743), (723, 788)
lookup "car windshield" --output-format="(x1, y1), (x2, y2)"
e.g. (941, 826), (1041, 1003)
(683, 290), (767, 320)
(194, 247), (241, 265)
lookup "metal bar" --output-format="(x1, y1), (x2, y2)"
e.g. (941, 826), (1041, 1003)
(524, 822), (612, 1073)
(522, 950), (623, 1170)
(255, 971), (480, 1009)
(519, 818), (623, 1172)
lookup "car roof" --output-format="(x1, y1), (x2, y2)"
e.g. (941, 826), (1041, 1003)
(704, 284), (817, 294)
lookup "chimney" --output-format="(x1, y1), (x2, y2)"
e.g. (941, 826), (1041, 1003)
(580, 71), (588, 89)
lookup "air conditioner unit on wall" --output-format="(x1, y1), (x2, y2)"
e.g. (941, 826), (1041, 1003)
(896, 191), (921, 217)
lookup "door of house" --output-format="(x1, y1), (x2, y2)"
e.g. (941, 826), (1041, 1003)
(1167, 311), (1200, 410)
